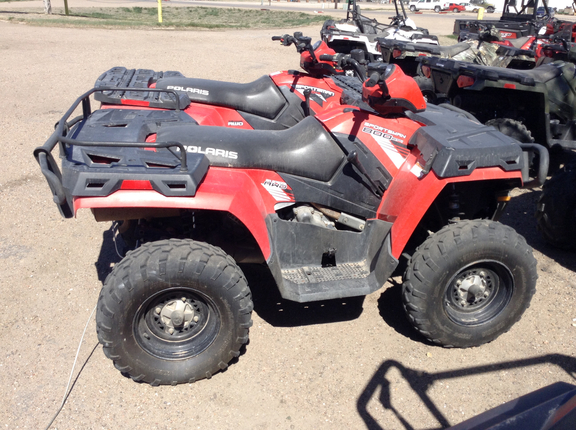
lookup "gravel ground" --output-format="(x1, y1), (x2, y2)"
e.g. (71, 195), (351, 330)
(0, 5), (575, 430)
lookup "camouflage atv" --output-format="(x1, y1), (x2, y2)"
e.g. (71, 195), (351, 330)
(419, 51), (576, 248)
(418, 55), (576, 154)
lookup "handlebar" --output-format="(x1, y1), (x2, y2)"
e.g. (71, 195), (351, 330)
(271, 32), (312, 52)
(318, 54), (367, 81)
(365, 72), (380, 88)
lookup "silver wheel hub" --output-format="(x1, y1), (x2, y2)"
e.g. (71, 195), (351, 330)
(156, 298), (198, 335)
(455, 271), (490, 307)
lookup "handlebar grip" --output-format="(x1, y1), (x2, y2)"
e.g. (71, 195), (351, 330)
(271, 36), (282, 41)
(319, 54), (335, 61)
(365, 72), (380, 88)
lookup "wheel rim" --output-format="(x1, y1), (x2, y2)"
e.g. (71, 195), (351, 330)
(134, 287), (220, 360)
(444, 260), (514, 326)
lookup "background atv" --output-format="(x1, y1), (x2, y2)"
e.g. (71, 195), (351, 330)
(419, 54), (576, 247)
(377, 25), (536, 102)
(94, 33), (365, 132)
(454, 0), (559, 40)
(35, 62), (547, 386)
(419, 55), (576, 154)
(321, 0), (438, 62)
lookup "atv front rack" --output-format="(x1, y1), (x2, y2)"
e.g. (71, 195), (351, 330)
(34, 87), (209, 218)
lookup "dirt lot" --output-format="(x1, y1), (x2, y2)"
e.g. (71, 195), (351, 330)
(0, 6), (575, 430)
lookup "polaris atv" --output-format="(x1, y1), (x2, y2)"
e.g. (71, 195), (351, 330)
(93, 32), (366, 132)
(35, 62), (547, 386)
(321, 0), (438, 62)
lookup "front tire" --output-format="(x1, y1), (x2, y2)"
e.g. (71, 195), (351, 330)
(536, 164), (576, 249)
(96, 239), (253, 385)
(434, 6), (441, 12)
(410, 5), (417, 11)
(402, 220), (537, 348)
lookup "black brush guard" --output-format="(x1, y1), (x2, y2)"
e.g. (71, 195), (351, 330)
(33, 87), (209, 218)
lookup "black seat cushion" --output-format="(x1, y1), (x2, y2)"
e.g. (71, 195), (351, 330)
(156, 75), (287, 120)
(156, 116), (345, 182)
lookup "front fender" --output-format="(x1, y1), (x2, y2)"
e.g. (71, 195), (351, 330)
(378, 155), (523, 259)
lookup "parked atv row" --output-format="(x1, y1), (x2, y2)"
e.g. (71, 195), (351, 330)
(321, 0), (438, 62)
(453, 0), (567, 41)
(35, 31), (548, 386)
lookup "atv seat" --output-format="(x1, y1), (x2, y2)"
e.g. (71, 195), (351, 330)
(466, 62), (562, 85)
(377, 39), (466, 57)
(422, 57), (562, 86)
(156, 75), (287, 120)
(505, 36), (532, 49)
(495, 44), (535, 58)
(156, 116), (345, 182)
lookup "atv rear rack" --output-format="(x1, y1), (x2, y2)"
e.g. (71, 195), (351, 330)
(34, 87), (208, 219)
(420, 56), (561, 86)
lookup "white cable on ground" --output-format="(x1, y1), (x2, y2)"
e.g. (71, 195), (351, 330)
(44, 304), (98, 430)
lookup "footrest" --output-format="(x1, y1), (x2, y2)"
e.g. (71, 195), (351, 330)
(282, 262), (369, 285)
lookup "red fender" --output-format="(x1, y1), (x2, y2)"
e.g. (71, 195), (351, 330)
(378, 154), (523, 259)
(73, 168), (294, 259)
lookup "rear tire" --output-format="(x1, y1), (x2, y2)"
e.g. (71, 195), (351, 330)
(96, 239), (253, 385)
(402, 220), (537, 348)
(414, 76), (436, 104)
(410, 5), (417, 11)
(485, 118), (534, 143)
(536, 164), (576, 249)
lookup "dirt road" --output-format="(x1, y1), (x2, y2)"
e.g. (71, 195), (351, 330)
(0, 8), (575, 430)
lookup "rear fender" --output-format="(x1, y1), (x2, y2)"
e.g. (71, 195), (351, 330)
(378, 154), (523, 259)
(100, 102), (253, 129)
(74, 167), (293, 259)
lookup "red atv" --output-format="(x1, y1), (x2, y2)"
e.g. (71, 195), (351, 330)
(35, 62), (548, 386)
(94, 32), (366, 131)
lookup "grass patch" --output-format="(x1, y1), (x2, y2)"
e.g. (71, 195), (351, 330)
(0, 6), (334, 30)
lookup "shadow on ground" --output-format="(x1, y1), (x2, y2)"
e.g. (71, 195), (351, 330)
(241, 263), (366, 327)
(357, 354), (576, 430)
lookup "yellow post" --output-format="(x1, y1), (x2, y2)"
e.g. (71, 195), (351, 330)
(158, 0), (163, 23)
(477, 7), (484, 19)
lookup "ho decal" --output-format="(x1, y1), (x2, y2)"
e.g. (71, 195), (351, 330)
(261, 179), (294, 202)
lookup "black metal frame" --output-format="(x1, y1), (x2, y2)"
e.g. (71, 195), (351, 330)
(33, 87), (204, 218)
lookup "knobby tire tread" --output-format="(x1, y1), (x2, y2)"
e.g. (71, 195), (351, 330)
(402, 220), (537, 348)
(96, 239), (253, 385)
(536, 165), (576, 249)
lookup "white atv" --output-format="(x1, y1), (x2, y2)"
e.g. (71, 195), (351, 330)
(321, 0), (439, 61)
